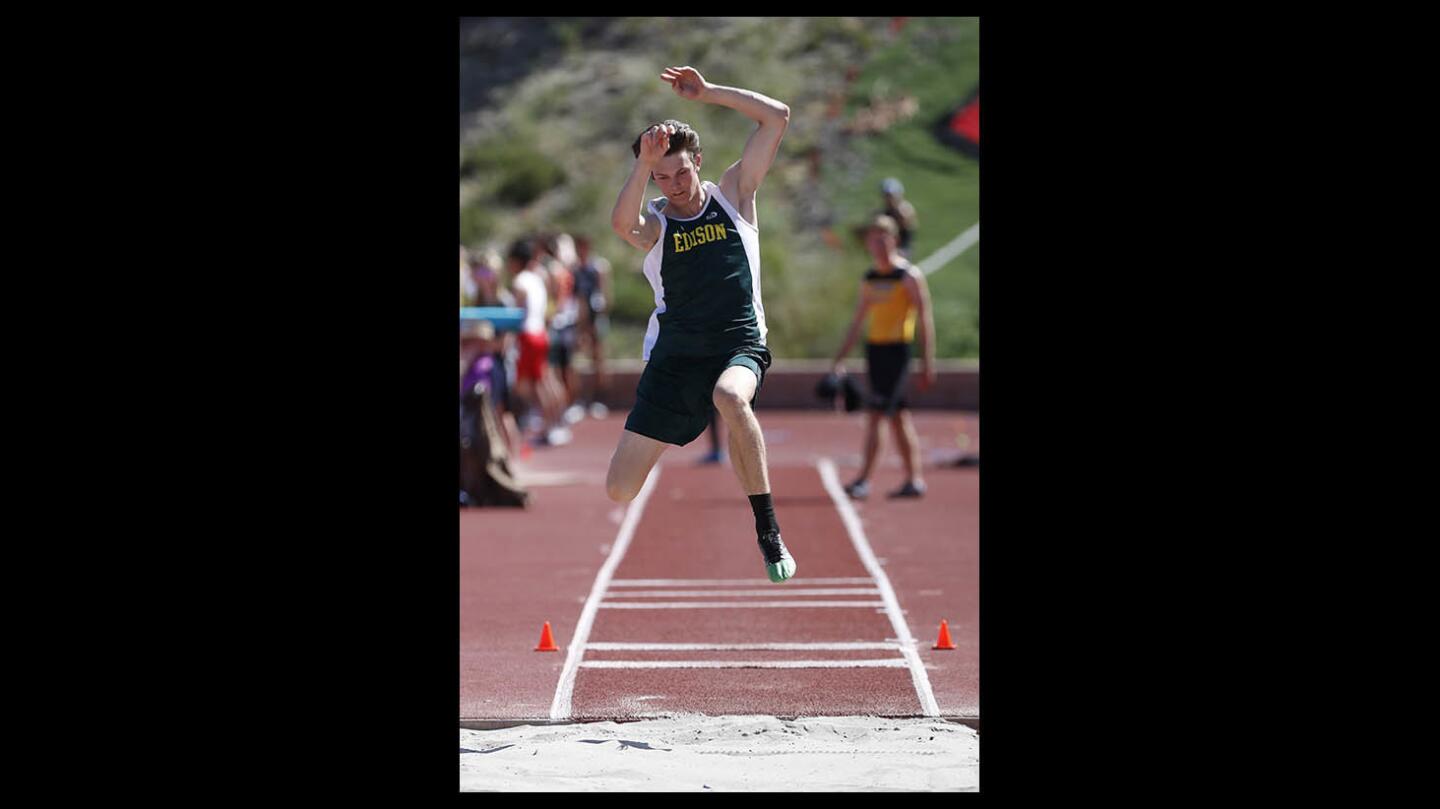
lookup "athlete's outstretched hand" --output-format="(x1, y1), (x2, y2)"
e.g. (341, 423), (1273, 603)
(660, 66), (710, 101)
(636, 123), (676, 165)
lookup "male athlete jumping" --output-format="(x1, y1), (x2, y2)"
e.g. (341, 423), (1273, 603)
(604, 65), (795, 583)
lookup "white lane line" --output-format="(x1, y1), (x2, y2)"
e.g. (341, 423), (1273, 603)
(609, 577), (875, 587)
(584, 642), (904, 651)
(917, 221), (980, 276)
(598, 601), (888, 609)
(579, 659), (908, 669)
(548, 465), (662, 720)
(604, 588), (881, 598)
(817, 458), (942, 717)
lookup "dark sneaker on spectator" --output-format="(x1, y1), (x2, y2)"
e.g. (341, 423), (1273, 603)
(844, 480), (870, 500)
(698, 449), (726, 465)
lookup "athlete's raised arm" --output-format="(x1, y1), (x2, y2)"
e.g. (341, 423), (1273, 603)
(659, 66), (789, 215)
(609, 124), (671, 251)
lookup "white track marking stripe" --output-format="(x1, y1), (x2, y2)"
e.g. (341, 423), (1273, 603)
(583, 642), (903, 651)
(817, 458), (943, 717)
(579, 659), (908, 669)
(609, 578), (874, 587)
(604, 588), (881, 598)
(918, 221), (980, 276)
(548, 465), (661, 720)
(598, 601), (888, 609)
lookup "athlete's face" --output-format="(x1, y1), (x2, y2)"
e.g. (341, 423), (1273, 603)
(651, 150), (702, 203)
(865, 227), (896, 262)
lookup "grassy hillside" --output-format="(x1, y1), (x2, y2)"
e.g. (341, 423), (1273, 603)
(823, 19), (980, 358)
(460, 16), (979, 359)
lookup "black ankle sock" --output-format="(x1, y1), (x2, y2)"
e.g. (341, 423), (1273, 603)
(748, 493), (779, 536)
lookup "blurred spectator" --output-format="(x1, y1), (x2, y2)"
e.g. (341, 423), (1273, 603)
(508, 239), (571, 446)
(531, 235), (575, 426)
(830, 214), (936, 500)
(460, 319), (522, 458)
(573, 234), (612, 417)
(543, 233), (584, 425)
(459, 318), (528, 508)
(533, 233), (564, 318)
(879, 178), (918, 258)
(467, 247), (511, 307)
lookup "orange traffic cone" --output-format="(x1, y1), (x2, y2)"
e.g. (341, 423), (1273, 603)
(932, 619), (957, 650)
(534, 621), (559, 652)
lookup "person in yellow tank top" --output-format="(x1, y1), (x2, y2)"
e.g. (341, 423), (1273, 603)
(829, 214), (936, 499)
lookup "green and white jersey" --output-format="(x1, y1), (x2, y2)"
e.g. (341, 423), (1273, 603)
(640, 180), (767, 360)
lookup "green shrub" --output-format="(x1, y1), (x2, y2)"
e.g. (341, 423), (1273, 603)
(459, 198), (496, 246)
(460, 140), (567, 206)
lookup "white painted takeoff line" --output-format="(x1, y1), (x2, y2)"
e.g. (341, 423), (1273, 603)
(604, 588), (882, 598)
(549, 465), (661, 720)
(608, 578), (875, 587)
(584, 642), (905, 651)
(597, 601), (888, 609)
(817, 458), (943, 717)
(578, 659), (909, 669)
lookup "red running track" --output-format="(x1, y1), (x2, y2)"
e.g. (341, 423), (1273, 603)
(459, 411), (978, 726)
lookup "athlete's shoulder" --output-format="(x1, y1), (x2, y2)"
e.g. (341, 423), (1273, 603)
(649, 196), (669, 214)
(707, 178), (736, 205)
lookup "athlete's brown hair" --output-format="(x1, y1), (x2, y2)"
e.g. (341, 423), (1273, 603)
(631, 119), (702, 159)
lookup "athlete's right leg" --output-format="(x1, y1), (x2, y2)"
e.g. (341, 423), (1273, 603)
(606, 429), (669, 503)
(712, 364), (794, 583)
(712, 365), (768, 495)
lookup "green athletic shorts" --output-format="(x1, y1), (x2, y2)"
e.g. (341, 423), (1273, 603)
(624, 344), (772, 446)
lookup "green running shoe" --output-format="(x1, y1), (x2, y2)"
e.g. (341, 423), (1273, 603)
(757, 530), (797, 583)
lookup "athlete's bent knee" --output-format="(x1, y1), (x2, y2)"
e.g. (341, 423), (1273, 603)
(606, 479), (636, 503)
(712, 384), (748, 414)
(606, 469), (639, 503)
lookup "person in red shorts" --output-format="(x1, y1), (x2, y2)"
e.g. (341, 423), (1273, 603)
(507, 240), (569, 446)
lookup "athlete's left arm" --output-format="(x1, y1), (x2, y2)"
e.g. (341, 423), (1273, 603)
(660, 66), (789, 200)
(903, 268), (937, 391)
